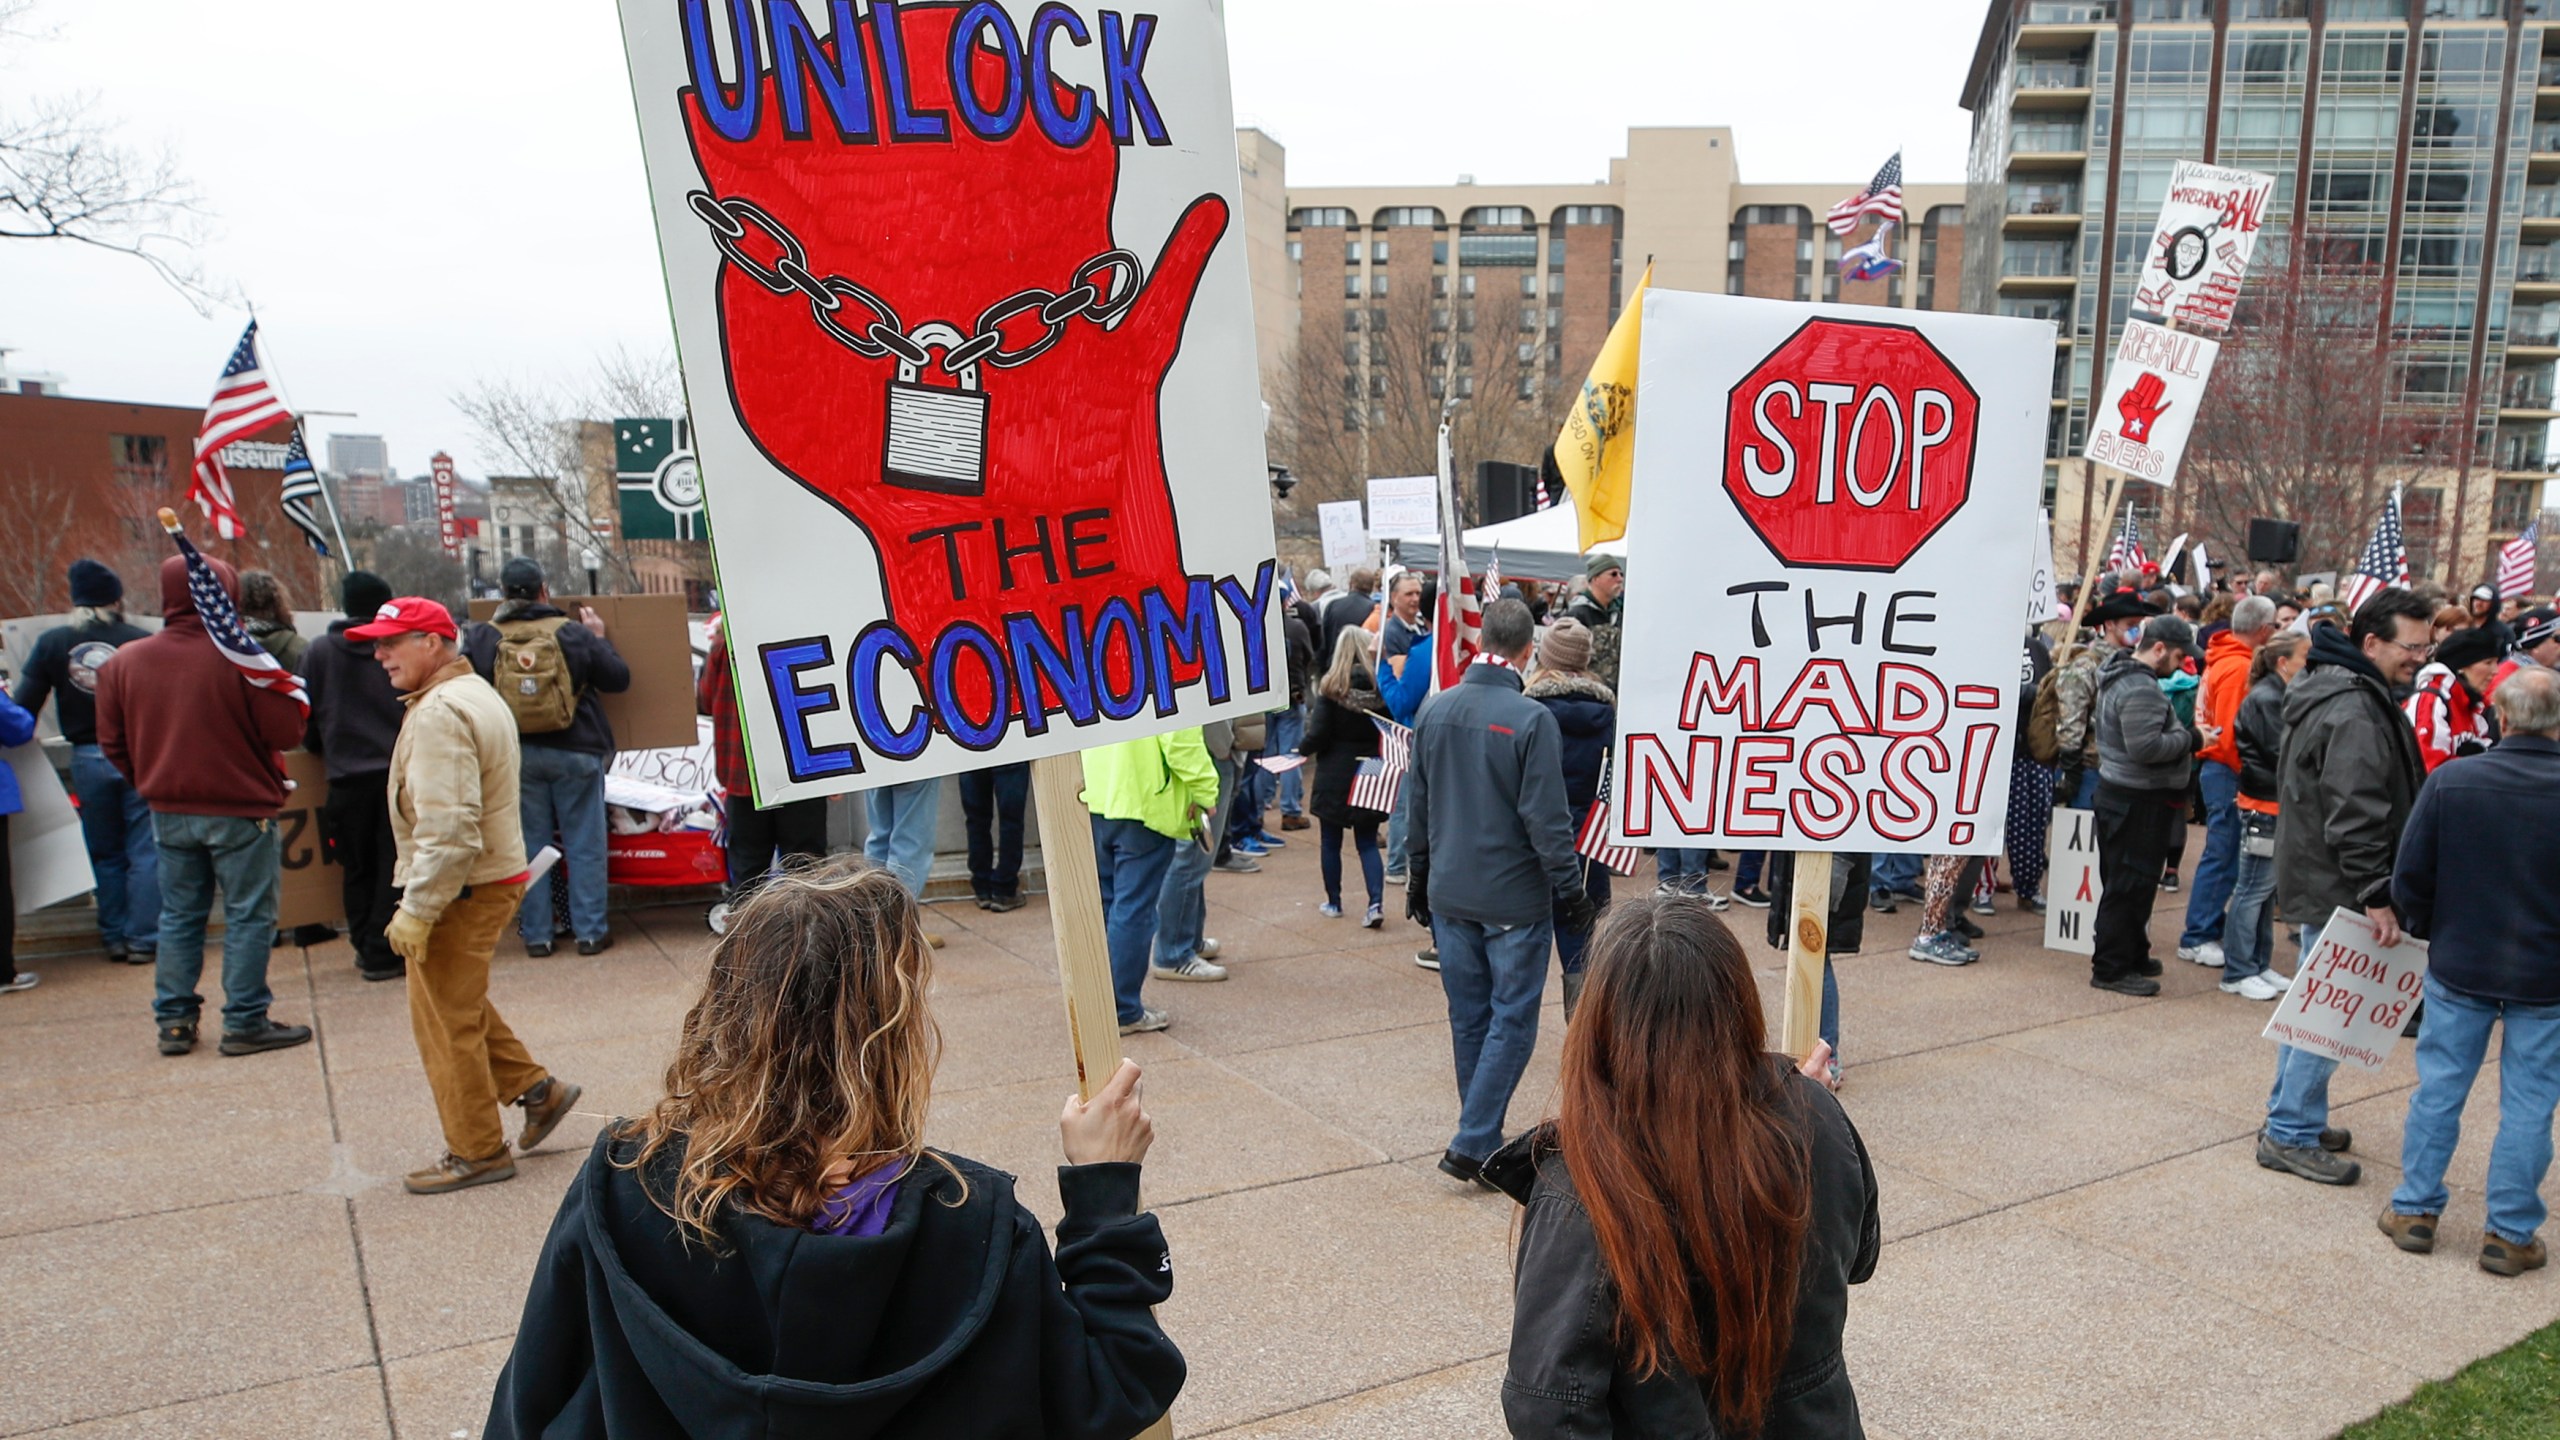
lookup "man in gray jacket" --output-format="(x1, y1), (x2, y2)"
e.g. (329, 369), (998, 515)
(1407, 599), (1591, 1186)
(2090, 615), (2210, 996)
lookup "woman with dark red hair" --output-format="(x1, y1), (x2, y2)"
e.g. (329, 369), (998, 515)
(1487, 896), (1880, 1437)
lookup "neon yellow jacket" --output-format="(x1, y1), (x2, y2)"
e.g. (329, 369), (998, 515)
(1081, 727), (1217, 840)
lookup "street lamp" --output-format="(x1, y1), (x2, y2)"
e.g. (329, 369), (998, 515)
(1267, 463), (1296, 499)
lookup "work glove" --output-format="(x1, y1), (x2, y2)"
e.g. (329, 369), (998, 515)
(2052, 765), (2083, 806)
(385, 909), (434, 965)
(1406, 867), (1433, 929)
(1556, 886), (1597, 935)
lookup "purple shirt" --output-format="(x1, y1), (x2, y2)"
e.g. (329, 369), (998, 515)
(811, 1164), (902, 1238)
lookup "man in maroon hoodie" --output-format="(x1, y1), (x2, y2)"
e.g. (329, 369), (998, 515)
(97, 554), (314, 1058)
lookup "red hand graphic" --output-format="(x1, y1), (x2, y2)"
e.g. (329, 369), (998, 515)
(2118, 370), (2172, 445)
(683, 6), (1229, 700)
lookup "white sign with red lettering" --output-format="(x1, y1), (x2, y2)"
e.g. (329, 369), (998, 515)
(2086, 318), (2219, 487)
(2261, 907), (2430, 1071)
(2131, 160), (2274, 334)
(2042, 805), (2099, 955)
(1608, 292), (2049, 854)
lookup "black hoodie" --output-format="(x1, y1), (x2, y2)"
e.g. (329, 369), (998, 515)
(487, 1132), (1184, 1440)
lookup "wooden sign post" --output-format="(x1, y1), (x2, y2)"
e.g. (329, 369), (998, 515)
(1778, 853), (1832, 1059)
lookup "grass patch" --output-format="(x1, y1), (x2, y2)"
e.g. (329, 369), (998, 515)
(2338, 1317), (2560, 1439)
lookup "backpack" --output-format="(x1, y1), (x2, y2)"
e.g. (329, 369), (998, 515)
(494, 616), (580, 734)
(1588, 622), (1623, 693)
(2024, 664), (2067, 766)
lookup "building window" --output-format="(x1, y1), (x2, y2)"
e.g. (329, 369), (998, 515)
(1521, 273), (1540, 297)
(1454, 375), (1475, 398)
(1286, 240), (1302, 262)
(1459, 273), (1478, 296)
(1372, 274), (1388, 296)
(1345, 240), (1361, 265)
(1373, 240), (1390, 263)
(1375, 206), (1442, 227)
(1433, 274), (1448, 298)
(1342, 339), (1362, 365)
(2496, 480), (2543, 531)
(1344, 308), (1363, 332)
(1461, 205), (1532, 228)
(1291, 206), (1353, 228)
(1344, 274), (1363, 298)
(1434, 239), (1449, 264)
(1520, 306), (1542, 331)
(1553, 205), (1620, 226)
(1518, 376), (1540, 401)
(1458, 234), (1538, 266)
(110, 434), (167, 487)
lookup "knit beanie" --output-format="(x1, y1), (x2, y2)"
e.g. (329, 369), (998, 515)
(67, 559), (121, 608)
(340, 570), (394, 620)
(1540, 617), (1594, 673)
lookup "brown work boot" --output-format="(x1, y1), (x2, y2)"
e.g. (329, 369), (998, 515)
(2378, 1209), (2437, 1254)
(403, 1149), (517, 1195)
(2481, 1233), (2549, 1278)
(515, 1078), (584, 1153)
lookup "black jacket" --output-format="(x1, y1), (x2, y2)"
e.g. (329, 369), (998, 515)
(1316, 591), (1374, 662)
(1486, 1074), (1881, 1440)
(465, 600), (633, 755)
(2274, 626), (2426, 924)
(1300, 679), (1390, 826)
(487, 1133), (1182, 1440)
(1409, 665), (1583, 926)
(299, 621), (408, 781)
(1283, 610), (1316, 709)
(1764, 851), (1874, 956)
(13, 613), (149, 745)
(1525, 672), (1615, 819)
(2235, 669), (2287, 808)
(2395, 737), (2560, 1005)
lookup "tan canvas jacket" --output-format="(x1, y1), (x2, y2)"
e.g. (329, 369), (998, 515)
(391, 657), (528, 924)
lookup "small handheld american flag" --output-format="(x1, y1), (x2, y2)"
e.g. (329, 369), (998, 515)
(1350, 715), (1411, 813)
(1576, 755), (1642, 877)
(1827, 152), (1905, 236)
(2342, 488), (2411, 615)
(2107, 506), (2149, 574)
(157, 508), (310, 716)
(2498, 519), (2539, 600)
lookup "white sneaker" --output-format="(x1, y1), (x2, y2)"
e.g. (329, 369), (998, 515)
(0, 971), (36, 994)
(2262, 967), (2293, 990)
(1150, 955), (1229, 982)
(706, 902), (730, 937)
(2221, 971), (2284, 1001)
(2176, 940), (2225, 967)
(1197, 938), (1221, 959)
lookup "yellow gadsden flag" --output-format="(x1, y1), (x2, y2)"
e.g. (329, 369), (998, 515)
(1550, 262), (1650, 551)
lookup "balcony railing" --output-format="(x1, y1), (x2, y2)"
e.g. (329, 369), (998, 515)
(2542, 59), (2560, 87)
(2007, 187), (2082, 215)
(2531, 189), (2560, 219)
(2017, 62), (2092, 91)
(2498, 451), (2560, 472)
(2505, 385), (2555, 409)
(2517, 317), (2560, 343)
(2537, 124), (2560, 153)
(2024, 1), (2114, 19)
(2011, 125), (2087, 153)
(2002, 242), (2079, 277)
(2523, 252), (2560, 281)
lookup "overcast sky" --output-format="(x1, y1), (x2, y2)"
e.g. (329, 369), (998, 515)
(0, 0), (1979, 478)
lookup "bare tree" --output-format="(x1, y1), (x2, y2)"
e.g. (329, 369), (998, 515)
(2175, 246), (2448, 579)
(0, 469), (83, 614)
(367, 527), (466, 611)
(450, 346), (682, 591)
(0, 0), (218, 311)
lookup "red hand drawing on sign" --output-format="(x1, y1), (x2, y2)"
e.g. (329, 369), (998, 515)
(2117, 370), (2172, 445)
(681, 3), (1229, 689)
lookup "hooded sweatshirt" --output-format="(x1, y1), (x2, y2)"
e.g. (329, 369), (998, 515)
(2094, 647), (2197, 792)
(96, 555), (307, 816)
(2196, 629), (2254, 772)
(486, 1133), (1183, 1440)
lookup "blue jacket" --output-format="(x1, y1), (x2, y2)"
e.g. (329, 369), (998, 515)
(1380, 637), (1433, 726)
(2393, 736), (2560, 1005)
(0, 689), (37, 816)
(1408, 664), (1583, 926)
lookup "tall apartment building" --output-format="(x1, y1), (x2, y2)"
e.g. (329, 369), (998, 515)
(1236, 128), (1967, 516)
(326, 432), (390, 480)
(1964, 0), (2560, 580)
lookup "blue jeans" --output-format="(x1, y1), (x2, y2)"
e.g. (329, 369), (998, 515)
(72, 744), (157, 952)
(1658, 847), (1712, 892)
(1093, 816), (1176, 1023)
(1869, 851), (1922, 900)
(2221, 836), (2278, 984)
(2072, 769), (2099, 809)
(1737, 850), (1766, 891)
(1157, 759), (1227, 962)
(1386, 772), (1412, 877)
(1435, 914), (1553, 1161)
(1553, 862), (1612, 975)
(2393, 976), (2560, 1244)
(862, 777), (943, 901)
(151, 812), (278, 1030)
(1270, 705), (1306, 816)
(1822, 955), (1841, 1056)
(2181, 764), (2241, 947)
(517, 745), (610, 944)
(1321, 817), (1384, 911)
(2265, 925), (2342, 1148)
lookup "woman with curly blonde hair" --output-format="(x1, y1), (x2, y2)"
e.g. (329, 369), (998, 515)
(488, 855), (1183, 1439)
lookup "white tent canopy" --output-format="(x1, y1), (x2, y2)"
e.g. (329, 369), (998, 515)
(1388, 504), (1626, 584)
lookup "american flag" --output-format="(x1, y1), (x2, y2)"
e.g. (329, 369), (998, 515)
(2498, 519), (2540, 600)
(1479, 543), (1504, 607)
(1432, 421), (1481, 689)
(2343, 488), (2411, 615)
(1349, 715), (1411, 813)
(191, 321), (291, 541)
(1826, 152), (1906, 236)
(161, 510), (309, 715)
(2107, 506), (2149, 574)
(278, 423), (330, 556)
(1575, 755), (1642, 877)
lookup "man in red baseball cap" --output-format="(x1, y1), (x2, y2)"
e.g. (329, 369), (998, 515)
(352, 598), (580, 1194)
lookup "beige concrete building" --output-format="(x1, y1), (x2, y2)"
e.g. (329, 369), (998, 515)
(1236, 127), (1967, 519)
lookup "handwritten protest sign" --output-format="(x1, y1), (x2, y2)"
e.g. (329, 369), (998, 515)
(2042, 806), (2100, 955)
(2130, 160), (2274, 335)
(2085, 318), (2219, 487)
(1318, 500), (1369, 572)
(1365, 475), (1437, 541)
(617, 0), (1277, 803)
(2261, 907), (2429, 1071)
(1608, 293), (2048, 853)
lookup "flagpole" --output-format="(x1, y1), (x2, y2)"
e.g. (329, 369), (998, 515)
(296, 419), (356, 574)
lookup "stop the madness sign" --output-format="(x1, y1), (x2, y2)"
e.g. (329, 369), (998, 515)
(1609, 292), (2049, 856)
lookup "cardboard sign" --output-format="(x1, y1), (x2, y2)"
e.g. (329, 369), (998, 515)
(2027, 509), (2063, 628)
(2261, 907), (2430, 1070)
(616, 0), (1277, 804)
(1365, 475), (1438, 540)
(9, 744), (93, 914)
(467, 593), (697, 752)
(2042, 805), (2100, 954)
(2130, 160), (2274, 334)
(2085, 318), (2219, 486)
(1609, 293), (2048, 854)
(274, 749), (340, 931)
(1318, 500), (1369, 572)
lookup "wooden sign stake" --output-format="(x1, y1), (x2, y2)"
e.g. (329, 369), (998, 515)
(1026, 751), (1176, 1440)
(1778, 851), (1832, 1059)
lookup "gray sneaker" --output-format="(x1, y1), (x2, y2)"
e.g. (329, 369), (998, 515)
(2257, 1131), (2362, 1185)
(1212, 854), (1261, 875)
(1150, 956), (1229, 982)
(1118, 1007), (1171, 1035)
(1908, 932), (1978, 967)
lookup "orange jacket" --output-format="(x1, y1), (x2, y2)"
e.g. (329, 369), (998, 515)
(2196, 630), (2252, 771)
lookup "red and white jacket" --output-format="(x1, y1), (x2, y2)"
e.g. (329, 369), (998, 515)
(2403, 663), (2492, 773)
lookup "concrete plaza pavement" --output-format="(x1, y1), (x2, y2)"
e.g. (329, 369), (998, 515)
(3, 830), (2556, 1439)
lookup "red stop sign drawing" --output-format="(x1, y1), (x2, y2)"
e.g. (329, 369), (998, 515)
(1724, 318), (1980, 571)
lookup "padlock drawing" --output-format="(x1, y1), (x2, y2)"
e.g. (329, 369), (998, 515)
(882, 323), (989, 496)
